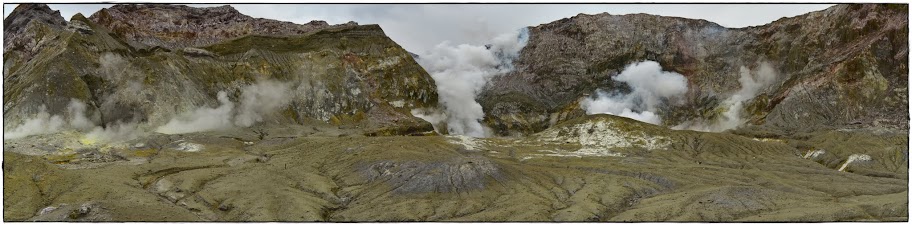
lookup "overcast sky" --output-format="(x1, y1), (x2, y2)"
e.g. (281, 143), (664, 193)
(3, 3), (834, 53)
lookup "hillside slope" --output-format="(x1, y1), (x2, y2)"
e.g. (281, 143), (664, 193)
(479, 4), (908, 136)
(3, 4), (437, 135)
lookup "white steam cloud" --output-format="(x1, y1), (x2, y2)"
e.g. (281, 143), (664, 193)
(674, 62), (777, 132)
(66, 99), (96, 131)
(581, 61), (689, 125)
(417, 28), (529, 137)
(4, 106), (66, 140)
(235, 80), (294, 127)
(155, 79), (294, 134)
(85, 122), (146, 144)
(4, 99), (146, 144)
(410, 108), (448, 134)
(5, 79), (295, 141)
(68, 99), (147, 144)
(155, 91), (236, 134)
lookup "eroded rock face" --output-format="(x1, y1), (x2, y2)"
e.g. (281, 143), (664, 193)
(479, 4), (908, 135)
(3, 4), (437, 135)
(3, 4), (67, 51)
(3, 4), (68, 75)
(88, 4), (337, 49)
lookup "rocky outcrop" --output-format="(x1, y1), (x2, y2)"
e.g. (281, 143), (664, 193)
(87, 4), (341, 49)
(3, 4), (437, 135)
(3, 4), (67, 50)
(3, 4), (68, 74)
(479, 4), (908, 136)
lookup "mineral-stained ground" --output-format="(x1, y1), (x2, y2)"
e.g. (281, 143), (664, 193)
(4, 115), (908, 221)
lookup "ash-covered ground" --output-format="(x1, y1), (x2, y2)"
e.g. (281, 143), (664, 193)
(4, 115), (907, 221)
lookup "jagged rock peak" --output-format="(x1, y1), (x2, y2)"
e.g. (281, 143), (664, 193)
(3, 4), (69, 52)
(87, 4), (339, 49)
(103, 4), (245, 18)
(3, 4), (67, 33)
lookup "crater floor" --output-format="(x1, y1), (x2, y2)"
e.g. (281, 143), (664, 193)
(3, 116), (908, 221)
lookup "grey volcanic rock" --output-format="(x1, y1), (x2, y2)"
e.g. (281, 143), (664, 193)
(88, 4), (340, 49)
(3, 4), (67, 50)
(362, 155), (504, 194)
(3, 4), (68, 73)
(3, 4), (438, 135)
(479, 4), (908, 136)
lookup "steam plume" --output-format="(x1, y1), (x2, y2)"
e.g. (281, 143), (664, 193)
(6, 79), (297, 141)
(581, 61), (689, 125)
(85, 122), (146, 144)
(410, 108), (447, 133)
(675, 62), (777, 131)
(66, 99), (96, 131)
(417, 28), (529, 137)
(155, 79), (294, 134)
(155, 91), (236, 134)
(4, 99), (146, 144)
(4, 106), (66, 140)
(234, 80), (293, 127)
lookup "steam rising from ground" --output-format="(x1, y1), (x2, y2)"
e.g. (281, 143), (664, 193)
(410, 108), (448, 134)
(4, 54), (151, 143)
(417, 28), (529, 137)
(4, 107), (66, 140)
(235, 80), (294, 127)
(84, 122), (146, 144)
(581, 61), (688, 125)
(675, 62), (777, 131)
(4, 99), (146, 144)
(67, 100), (96, 131)
(5, 79), (295, 141)
(155, 91), (236, 134)
(155, 79), (293, 134)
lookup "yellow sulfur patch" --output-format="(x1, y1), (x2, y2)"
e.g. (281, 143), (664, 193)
(79, 136), (97, 146)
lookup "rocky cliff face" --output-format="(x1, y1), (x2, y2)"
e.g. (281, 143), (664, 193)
(479, 4), (908, 136)
(3, 4), (437, 135)
(88, 4), (339, 49)
(3, 4), (67, 50)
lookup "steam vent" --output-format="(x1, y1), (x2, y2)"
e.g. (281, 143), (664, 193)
(3, 3), (909, 222)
